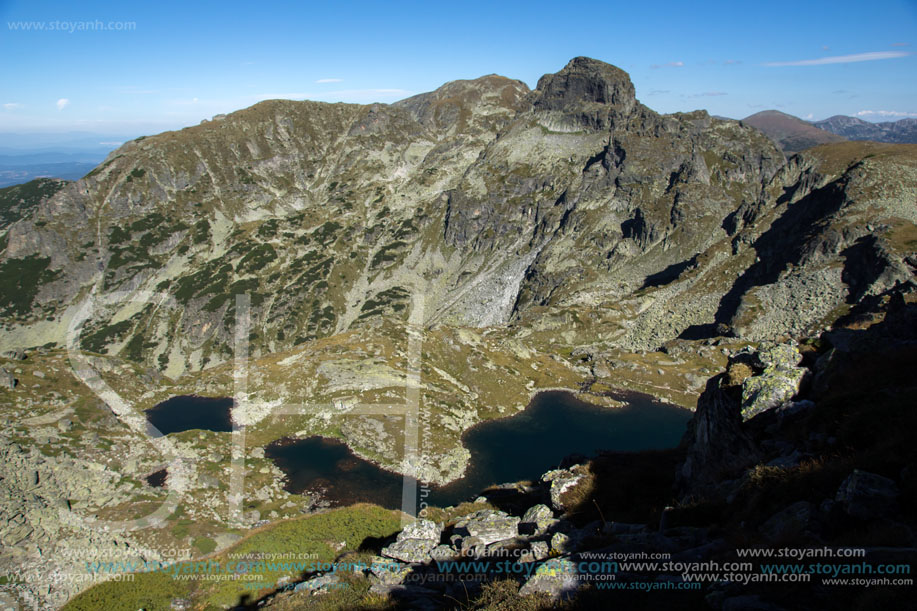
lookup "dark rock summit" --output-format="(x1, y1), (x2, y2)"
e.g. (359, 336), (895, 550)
(533, 56), (637, 128)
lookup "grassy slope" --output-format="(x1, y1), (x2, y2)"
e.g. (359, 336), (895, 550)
(61, 503), (402, 611)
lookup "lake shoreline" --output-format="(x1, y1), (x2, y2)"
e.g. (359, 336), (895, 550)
(264, 387), (692, 509)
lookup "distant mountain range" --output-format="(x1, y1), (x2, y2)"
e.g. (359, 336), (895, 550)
(812, 115), (917, 143)
(742, 110), (917, 153)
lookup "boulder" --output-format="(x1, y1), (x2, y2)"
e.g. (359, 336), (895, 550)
(519, 558), (579, 599)
(760, 501), (813, 541)
(835, 470), (899, 519)
(381, 537), (438, 564)
(529, 540), (550, 561)
(739, 343), (808, 420)
(368, 556), (412, 585)
(460, 535), (486, 558)
(542, 469), (587, 511)
(381, 518), (443, 563)
(453, 510), (519, 546)
(550, 532), (572, 554)
(521, 504), (556, 535)
(0, 368), (16, 390)
(397, 519), (441, 543)
(741, 371), (806, 420)
(753, 343), (804, 370)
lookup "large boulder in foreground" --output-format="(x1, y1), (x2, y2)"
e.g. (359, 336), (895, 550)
(453, 510), (520, 546)
(739, 343), (808, 420)
(381, 519), (442, 564)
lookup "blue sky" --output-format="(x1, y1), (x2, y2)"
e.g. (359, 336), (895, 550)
(1, 0), (915, 142)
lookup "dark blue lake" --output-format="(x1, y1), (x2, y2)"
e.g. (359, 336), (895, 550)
(266, 390), (691, 510)
(144, 395), (234, 435)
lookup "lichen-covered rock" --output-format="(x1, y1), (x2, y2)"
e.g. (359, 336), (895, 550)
(381, 537), (438, 564)
(519, 558), (579, 599)
(835, 470), (899, 519)
(397, 518), (442, 543)
(550, 531), (572, 554)
(521, 504), (556, 535)
(379, 518), (443, 563)
(460, 535), (486, 558)
(542, 468), (586, 511)
(740, 343), (808, 420)
(453, 509), (520, 545)
(753, 343), (804, 370)
(368, 556), (412, 585)
(529, 540), (550, 561)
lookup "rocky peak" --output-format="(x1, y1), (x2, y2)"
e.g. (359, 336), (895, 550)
(533, 56), (637, 129)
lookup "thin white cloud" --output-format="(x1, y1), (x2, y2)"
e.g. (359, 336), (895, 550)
(764, 51), (909, 66)
(56, 98), (70, 111)
(695, 91), (727, 97)
(315, 78), (343, 83)
(98, 141), (124, 146)
(651, 61), (684, 69)
(3, 102), (23, 110)
(891, 42), (910, 47)
(723, 59), (741, 65)
(857, 109), (917, 118)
